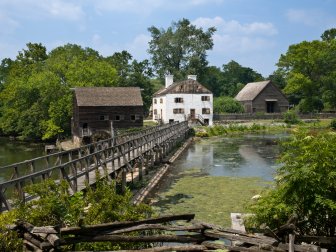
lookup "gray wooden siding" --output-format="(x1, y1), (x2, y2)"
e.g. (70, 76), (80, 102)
(252, 83), (289, 113)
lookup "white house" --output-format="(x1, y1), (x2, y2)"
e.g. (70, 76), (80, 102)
(152, 75), (213, 125)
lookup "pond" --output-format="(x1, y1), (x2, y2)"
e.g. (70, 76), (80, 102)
(150, 133), (287, 227)
(0, 137), (45, 182)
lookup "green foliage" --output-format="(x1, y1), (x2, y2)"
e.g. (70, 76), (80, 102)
(0, 211), (23, 251)
(196, 123), (267, 137)
(213, 96), (244, 114)
(0, 43), (154, 140)
(330, 119), (336, 130)
(1, 178), (152, 250)
(278, 30), (336, 112)
(283, 110), (300, 124)
(248, 130), (336, 236)
(148, 18), (216, 79)
(199, 61), (264, 97)
(220, 60), (264, 97)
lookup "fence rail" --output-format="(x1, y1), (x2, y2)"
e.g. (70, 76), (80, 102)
(0, 121), (190, 212)
(214, 112), (336, 121)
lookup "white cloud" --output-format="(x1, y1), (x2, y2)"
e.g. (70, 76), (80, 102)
(0, 0), (85, 21)
(286, 9), (336, 28)
(192, 16), (278, 75)
(193, 16), (277, 36)
(192, 16), (277, 55)
(93, 0), (224, 14)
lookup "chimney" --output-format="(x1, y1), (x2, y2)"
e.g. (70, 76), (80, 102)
(187, 75), (197, 80)
(165, 75), (174, 88)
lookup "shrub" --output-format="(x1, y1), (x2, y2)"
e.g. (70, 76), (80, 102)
(0, 211), (23, 251)
(330, 118), (336, 130)
(3, 178), (152, 251)
(247, 130), (336, 237)
(214, 96), (244, 114)
(283, 110), (300, 124)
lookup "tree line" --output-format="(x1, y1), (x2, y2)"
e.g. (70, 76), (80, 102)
(0, 18), (335, 140)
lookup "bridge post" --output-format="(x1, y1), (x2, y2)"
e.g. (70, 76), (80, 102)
(121, 168), (127, 194)
(138, 157), (143, 181)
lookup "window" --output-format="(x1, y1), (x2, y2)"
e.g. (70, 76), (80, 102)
(174, 97), (183, 103)
(169, 119), (174, 123)
(160, 98), (163, 103)
(154, 109), (157, 115)
(202, 108), (210, 114)
(131, 114), (141, 121)
(173, 108), (184, 114)
(201, 96), (210, 101)
(99, 115), (109, 121)
(154, 99), (157, 104)
(114, 115), (125, 121)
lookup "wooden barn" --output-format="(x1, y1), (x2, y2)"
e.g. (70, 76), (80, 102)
(235, 80), (289, 113)
(72, 87), (143, 144)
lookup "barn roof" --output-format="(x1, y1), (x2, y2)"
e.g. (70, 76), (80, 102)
(235, 80), (271, 101)
(154, 79), (212, 96)
(74, 87), (143, 107)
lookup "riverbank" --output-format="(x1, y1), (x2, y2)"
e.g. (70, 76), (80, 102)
(194, 118), (332, 137)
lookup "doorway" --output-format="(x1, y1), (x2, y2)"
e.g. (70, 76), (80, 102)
(266, 101), (276, 113)
(190, 109), (195, 119)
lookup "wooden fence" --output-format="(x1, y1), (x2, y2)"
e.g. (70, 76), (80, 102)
(10, 213), (328, 251)
(214, 113), (336, 121)
(0, 121), (190, 212)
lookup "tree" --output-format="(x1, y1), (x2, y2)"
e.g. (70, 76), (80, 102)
(199, 66), (225, 97)
(0, 58), (13, 88)
(321, 28), (336, 41)
(0, 43), (119, 140)
(106, 51), (154, 113)
(248, 130), (336, 239)
(148, 18), (216, 80)
(268, 68), (287, 90)
(277, 29), (336, 112)
(221, 60), (264, 96)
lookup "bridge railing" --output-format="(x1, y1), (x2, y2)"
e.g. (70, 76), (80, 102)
(0, 121), (189, 211)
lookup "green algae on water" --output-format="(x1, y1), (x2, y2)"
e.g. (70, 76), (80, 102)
(153, 173), (269, 227)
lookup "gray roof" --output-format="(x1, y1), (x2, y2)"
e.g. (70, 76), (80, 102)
(74, 87), (143, 106)
(154, 79), (212, 96)
(235, 80), (271, 101)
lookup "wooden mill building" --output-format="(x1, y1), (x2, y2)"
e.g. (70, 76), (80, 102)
(72, 87), (143, 144)
(235, 80), (289, 113)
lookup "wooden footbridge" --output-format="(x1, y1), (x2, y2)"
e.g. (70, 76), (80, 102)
(0, 121), (190, 212)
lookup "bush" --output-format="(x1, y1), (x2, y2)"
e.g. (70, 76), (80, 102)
(283, 110), (300, 124)
(2, 178), (152, 251)
(214, 96), (244, 114)
(247, 130), (336, 237)
(330, 119), (336, 130)
(0, 211), (23, 251)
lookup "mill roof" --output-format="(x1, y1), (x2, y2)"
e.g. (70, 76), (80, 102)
(154, 79), (212, 96)
(235, 80), (271, 101)
(74, 87), (143, 107)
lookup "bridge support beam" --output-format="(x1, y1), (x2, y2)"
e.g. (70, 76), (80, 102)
(121, 168), (127, 194)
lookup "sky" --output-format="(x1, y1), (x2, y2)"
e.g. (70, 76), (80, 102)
(1, 0), (336, 77)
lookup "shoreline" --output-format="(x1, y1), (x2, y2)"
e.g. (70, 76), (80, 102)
(132, 137), (194, 205)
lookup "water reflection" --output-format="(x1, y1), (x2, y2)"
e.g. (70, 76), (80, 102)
(0, 137), (44, 182)
(172, 134), (286, 181)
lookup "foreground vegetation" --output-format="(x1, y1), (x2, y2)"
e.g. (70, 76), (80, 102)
(247, 128), (336, 238)
(0, 178), (152, 251)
